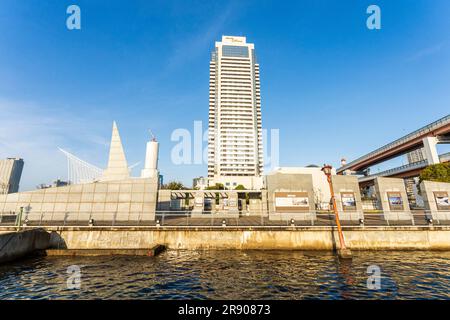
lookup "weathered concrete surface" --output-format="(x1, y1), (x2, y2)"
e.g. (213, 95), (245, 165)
(0, 177), (158, 222)
(421, 180), (450, 221)
(1, 226), (447, 251)
(266, 172), (315, 221)
(331, 175), (364, 221)
(374, 177), (412, 221)
(46, 245), (165, 257)
(0, 228), (51, 264)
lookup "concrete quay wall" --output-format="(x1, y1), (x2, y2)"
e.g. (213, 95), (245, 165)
(3, 226), (446, 251)
(0, 228), (51, 263)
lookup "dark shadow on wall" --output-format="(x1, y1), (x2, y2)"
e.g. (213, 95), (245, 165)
(49, 231), (68, 249)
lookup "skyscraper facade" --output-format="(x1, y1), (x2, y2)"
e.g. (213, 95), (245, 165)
(0, 158), (24, 194)
(207, 36), (263, 189)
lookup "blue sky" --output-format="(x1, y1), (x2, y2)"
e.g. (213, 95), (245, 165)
(0, 0), (449, 191)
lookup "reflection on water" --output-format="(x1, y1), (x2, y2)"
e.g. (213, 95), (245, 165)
(0, 250), (450, 299)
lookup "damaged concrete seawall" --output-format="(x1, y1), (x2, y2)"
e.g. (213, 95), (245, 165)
(31, 227), (450, 251)
(0, 229), (51, 263)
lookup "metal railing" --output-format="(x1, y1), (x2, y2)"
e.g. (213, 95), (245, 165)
(358, 160), (429, 182)
(1, 210), (447, 228)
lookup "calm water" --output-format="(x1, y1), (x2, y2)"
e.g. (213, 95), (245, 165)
(0, 250), (449, 299)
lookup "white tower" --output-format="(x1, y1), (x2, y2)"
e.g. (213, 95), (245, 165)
(141, 132), (159, 179)
(207, 36), (263, 189)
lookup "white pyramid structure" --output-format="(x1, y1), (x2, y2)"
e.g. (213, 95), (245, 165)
(101, 121), (130, 181)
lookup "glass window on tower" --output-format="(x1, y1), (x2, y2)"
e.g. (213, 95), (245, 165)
(222, 45), (249, 58)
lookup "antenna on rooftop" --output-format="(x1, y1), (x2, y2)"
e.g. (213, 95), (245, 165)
(149, 129), (156, 141)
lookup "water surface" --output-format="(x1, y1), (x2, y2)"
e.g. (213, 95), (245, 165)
(0, 250), (449, 299)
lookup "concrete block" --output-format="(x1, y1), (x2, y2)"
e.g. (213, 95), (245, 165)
(143, 204), (154, 213)
(104, 203), (118, 212)
(19, 193), (32, 202)
(44, 187), (58, 193)
(116, 212), (130, 221)
(117, 203), (130, 213)
(106, 193), (119, 202)
(69, 185), (83, 192)
(68, 193), (82, 202)
(92, 203), (105, 212)
(421, 181), (450, 219)
(55, 185), (71, 193)
(93, 193), (106, 202)
(131, 193), (144, 202)
(52, 212), (66, 221)
(119, 193), (131, 202)
(3, 203), (16, 212)
(78, 212), (91, 221)
(31, 193), (44, 202)
(107, 184), (120, 192)
(79, 203), (92, 213)
(43, 193), (57, 202)
(144, 193), (155, 203)
(120, 184), (133, 193)
(81, 193), (94, 202)
(54, 203), (67, 212)
(130, 203), (143, 212)
(28, 203), (42, 212)
(6, 194), (19, 202)
(41, 203), (55, 212)
(65, 212), (80, 221)
(56, 194), (69, 202)
(94, 183), (108, 192)
(144, 184), (157, 193)
(26, 212), (42, 221)
(66, 203), (80, 212)
(82, 184), (95, 193)
(132, 184), (145, 192)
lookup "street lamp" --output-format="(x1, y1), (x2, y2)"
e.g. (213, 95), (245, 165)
(321, 164), (352, 259)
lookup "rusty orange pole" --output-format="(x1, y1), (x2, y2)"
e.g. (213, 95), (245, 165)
(326, 175), (347, 250)
(322, 164), (351, 259)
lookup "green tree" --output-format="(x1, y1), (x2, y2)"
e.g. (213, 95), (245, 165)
(205, 183), (225, 190)
(234, 184), (246, 190)
(419, 163), (450, 183)
(162, 181), (186, 190)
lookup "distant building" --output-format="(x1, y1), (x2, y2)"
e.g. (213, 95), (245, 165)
(406, 148), (425, 164)
(0, 158), (24, 194)
(208, 36), (263, 190)
(193, 176), (208, 190)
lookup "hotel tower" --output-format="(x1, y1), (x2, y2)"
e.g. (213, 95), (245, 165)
(207, 36), (263, 189)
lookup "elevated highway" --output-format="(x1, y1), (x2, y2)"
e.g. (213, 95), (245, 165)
(337, 115), (450, 177)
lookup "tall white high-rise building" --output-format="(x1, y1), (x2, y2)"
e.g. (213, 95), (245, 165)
(208, 36), (263, 189)
(0, 158), (24, 194)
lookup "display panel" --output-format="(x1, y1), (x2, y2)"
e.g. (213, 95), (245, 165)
(274, 192), (309, 212)
(387, 192), (404, 211)
(341, 192), (356, 211)
(434, 191), (450, 211)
